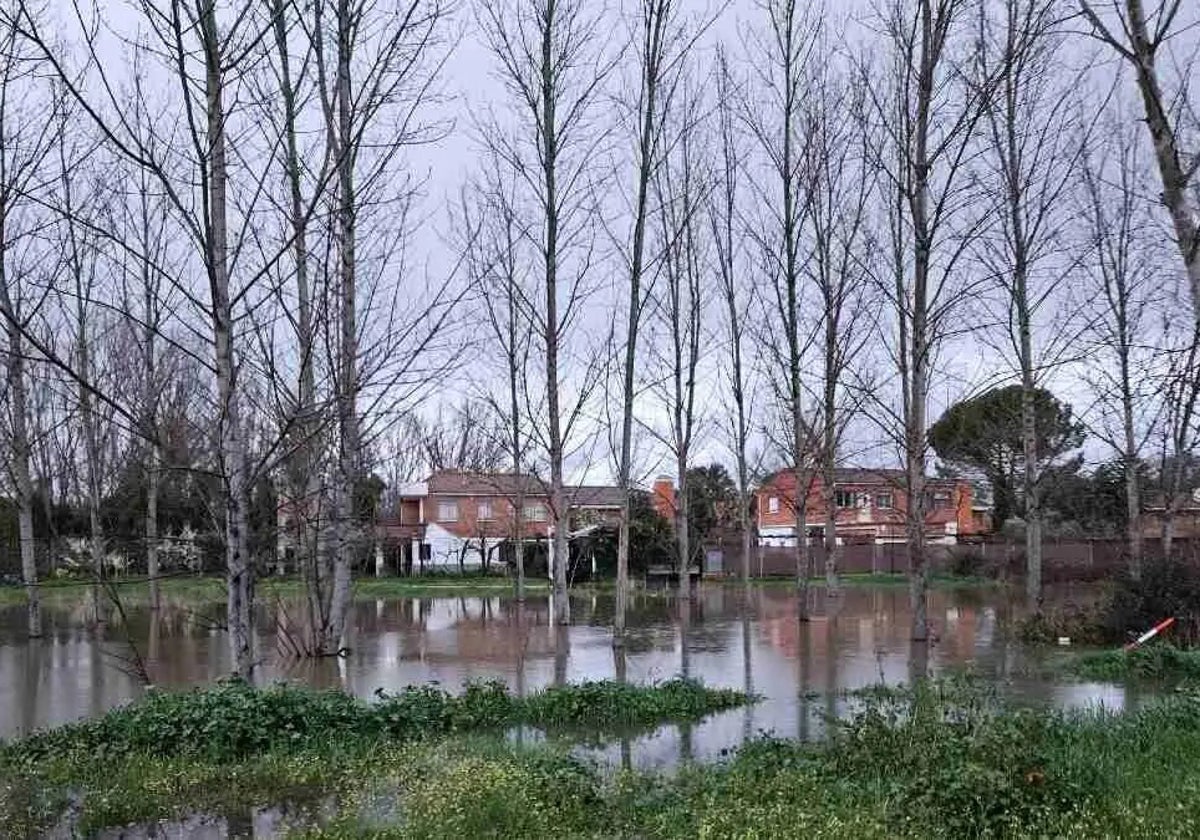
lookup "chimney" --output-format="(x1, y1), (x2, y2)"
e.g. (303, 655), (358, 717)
(652, 475), (676, 520)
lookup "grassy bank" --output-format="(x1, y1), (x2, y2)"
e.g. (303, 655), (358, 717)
(1070, 643), (1200, 682)
(0, 574), (554, 608)
(8, 679), (1200, 837)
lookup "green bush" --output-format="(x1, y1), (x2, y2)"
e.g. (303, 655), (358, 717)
(3, 677), (750, 767)
(1071, 644), (1200, 681)
(1106, 556), (1200, 646)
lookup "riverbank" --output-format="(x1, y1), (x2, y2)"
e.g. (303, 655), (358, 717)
(5, 678), (1200, 838)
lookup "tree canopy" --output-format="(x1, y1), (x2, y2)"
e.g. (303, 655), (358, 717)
(928, 386), (1085, 528)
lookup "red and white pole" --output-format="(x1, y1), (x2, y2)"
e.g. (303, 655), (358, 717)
(1124, 616), (1176, 651)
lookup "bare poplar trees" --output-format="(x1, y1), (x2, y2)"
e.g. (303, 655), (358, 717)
(0, 5), (59, 637)
(976, 0), (1081, 607)
(745, 0), (818, 616)
(478, 0), (612, 624)
(866, 0), (989, 640)
(615, 0), (684, 641)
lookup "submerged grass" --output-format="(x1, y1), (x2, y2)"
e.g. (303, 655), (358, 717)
(3, 677), (748, 766)
(10, 676), (1200, 837)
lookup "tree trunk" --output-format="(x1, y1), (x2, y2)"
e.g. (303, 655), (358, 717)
(1121, 359), (1142, 574)
(203, 6), (254, 678)
(540, 1), (569, 626)
(677, 464), (690, 600)
(793, 474), (810, 620)
(271, 0), (324, 642)
(616, 0), (667, 646)
(2, 280), (40, 638)
(1111, 0), (1200, 325)
(325, 0), (359, 657)
(822, 466), (838, 592)
(906, 2), (936, 643)
(143, 246), (161, 611)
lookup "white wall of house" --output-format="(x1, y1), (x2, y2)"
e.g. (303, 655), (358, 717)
(423, 523), (506, 569)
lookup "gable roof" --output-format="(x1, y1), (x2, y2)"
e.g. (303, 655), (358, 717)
(426, 470), (544, 497)
(422, 470), (623, 509)
(758, 467), (965, 489)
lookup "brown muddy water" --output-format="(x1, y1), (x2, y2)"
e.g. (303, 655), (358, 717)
(0, 582), (1139, 764)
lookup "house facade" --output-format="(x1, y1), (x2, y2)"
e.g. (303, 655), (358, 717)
(385, 470), (623, 570)
(756, 468), (986, 547)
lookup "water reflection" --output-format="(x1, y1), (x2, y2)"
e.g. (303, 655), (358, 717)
(0, 584), (1131, 754)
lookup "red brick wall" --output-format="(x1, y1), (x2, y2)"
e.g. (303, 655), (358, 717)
(756, 472), (976, 538)
(426, 495), (552, 540)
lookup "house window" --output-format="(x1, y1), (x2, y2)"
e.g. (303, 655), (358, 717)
(477, 500), (494, 521)
(768, 496), (780, 514)
(523, 503), (547, 522)
(927, 491), (952, 510)
(835, 490), (856, 509)
(875, 493), (894, 510)
(437, 500), (459, 522)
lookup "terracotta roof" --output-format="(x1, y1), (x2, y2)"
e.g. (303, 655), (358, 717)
(424, 470), (622, 509)
(426, 470), (545, 497)
(759, 467), (964, 488)
(569, 485), (624, 509)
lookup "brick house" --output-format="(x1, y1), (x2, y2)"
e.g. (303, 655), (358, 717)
(755, 467), (986, 547)
(385, 470), (623, 570)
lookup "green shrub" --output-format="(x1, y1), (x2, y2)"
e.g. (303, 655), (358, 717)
(2, 678), (750, 767)
(1106, 556), (1200, 646)
(1072, 644), (1200, 681)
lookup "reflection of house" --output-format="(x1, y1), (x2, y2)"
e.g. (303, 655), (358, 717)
(384, 470), (623, 569)
(755, 468), (986, 547)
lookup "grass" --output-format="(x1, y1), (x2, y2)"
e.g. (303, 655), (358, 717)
(9, 677), (1200, 838)
(0, 678), (747, 837)
(1070, 643), (1200, 682)
(0, 573), (553, 608)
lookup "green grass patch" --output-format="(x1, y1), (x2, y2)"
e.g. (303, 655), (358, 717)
(2, 677), (750, 766)
(0, 574), (549, 608)
(1070, 643), (1200, 682)
(12, 678), (1200, 837)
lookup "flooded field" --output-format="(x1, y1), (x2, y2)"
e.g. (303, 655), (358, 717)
(0, 582), (1134, 762)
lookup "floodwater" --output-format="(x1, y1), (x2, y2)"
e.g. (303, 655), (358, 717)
(0, 582), (1137, 760)
(5, 583), (1154, 838)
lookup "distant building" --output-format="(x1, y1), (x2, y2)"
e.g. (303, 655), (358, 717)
(1141, 488), (1200, 539)
(754, 467), (987, 547)
(384, 470), (623, 570)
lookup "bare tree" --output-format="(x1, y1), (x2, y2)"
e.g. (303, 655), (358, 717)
(863, 0), (990, 640)
(1077, 115), (1162, 573)
(1156, 316), (1200, 555)
(976, 0), (1083, 607)
(469, 172), (536, 599)
(0, 5), (62, 638)
(1080, 0), (1200, 328)
(803, 39), (876, 593)
(743, 0), (819, 617)
(709, 46), (759, 584)
(9, 0), (288, 675)
(477, 0), (615, 624)
(56, 112), (112, 617)
(614, 0), (689, 644)
(648, 78), (708, 599)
